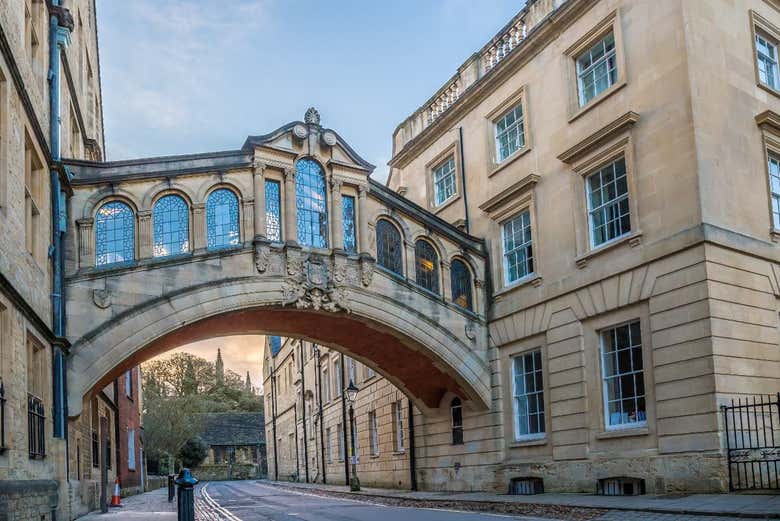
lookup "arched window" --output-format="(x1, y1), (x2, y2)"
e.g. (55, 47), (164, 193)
(451, 397), (463, 445)
(95, 201), (135, 267)
(153, 194), (189, 257)
(295, 158), (328, 248)
(206, 188), (240, 250)
(414, 240), (439, 294)
(376, 219), (403, 275)
(450, 259), (473, 310)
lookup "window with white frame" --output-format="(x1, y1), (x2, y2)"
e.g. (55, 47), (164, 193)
(127, 429), (136, 471)
(322, 366), (331, 402)
(369, 411), (379, 456)
(502, 210), (534, 284)
(576, 31), (617, 106)
(512, 350), (545, 440)
(586, 157), (630, 247)
(326, 427), (333, 462)
(494, 102), (525, 162)
(601, 320), (646, 429)
(333, 359), (342, 397)
(757, 32), (780, 90)
(768, 152), (780, 229)
(125, 370), (132, 398)
(348, 357), (356, 385)
(432, 157), (456, 206)
(337, 423), (345, 461)
(392, 399), (404, 452)
(365, 365), (375, 379)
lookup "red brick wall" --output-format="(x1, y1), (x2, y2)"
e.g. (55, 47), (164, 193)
(116, 367), (143, 491)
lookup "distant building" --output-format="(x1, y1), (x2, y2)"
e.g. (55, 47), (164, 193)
(196, 412), (266, 480)
(116, 368), (144, 496)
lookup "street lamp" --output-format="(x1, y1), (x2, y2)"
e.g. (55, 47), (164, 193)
(345, 379), (360, 491)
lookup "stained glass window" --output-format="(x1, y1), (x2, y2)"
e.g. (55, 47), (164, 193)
(206, 188), (239, 250)
(153, 194), (189, 258)
(295, 159), (328, 248)
(450, 259), (472, 310)
(342, 195), (356, 253)
(376, 219), (402, 275)
(95, 201), (135, 267)
(265, 180), (281, 242)
(414, 240), (439, 294)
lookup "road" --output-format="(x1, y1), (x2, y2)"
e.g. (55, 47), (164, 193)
(196, 481), (556, 521)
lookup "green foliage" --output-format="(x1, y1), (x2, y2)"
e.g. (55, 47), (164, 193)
(178, 437), (209, 469)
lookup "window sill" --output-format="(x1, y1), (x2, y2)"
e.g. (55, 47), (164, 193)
(493, 274), (542, 299)
(431, 193), (461, 216)
(568, 80), (627, 124)
(509, 436), (547, 448)
(575, 230), (642, 269)
(370, 454), (380, 459)
(771, 228), (780, 243)
(488, 146), (532, 178)
(596, 425), (649, 440)
(757, 80), (780, 101)
(392, 450), (406, 456)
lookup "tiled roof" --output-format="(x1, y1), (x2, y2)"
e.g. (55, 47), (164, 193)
(196, 412), (265, 447)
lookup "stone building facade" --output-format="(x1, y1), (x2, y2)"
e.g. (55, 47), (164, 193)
(263, 337), (415, 489)
(0, 0), (105, 519)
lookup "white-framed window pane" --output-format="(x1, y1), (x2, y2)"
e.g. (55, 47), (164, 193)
(587, 157), (630, 247)
(395, 400), (405, 451)
(369, 411), (379, 456)
(495, 103), (525, 162)
(577, 32), (617, 106)
(503, 210), (534, 284)
(601, 320), (646, 428)
(757, 33), (779, 89)
(433, 157), (456, 206)
(127, 429), (136, 471)
(512, 350), (545, 439)
(326, 427), (333, 462)
(768, 153), (780, 229)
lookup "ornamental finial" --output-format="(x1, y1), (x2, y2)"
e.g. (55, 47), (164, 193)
(304, 107), (321, 125)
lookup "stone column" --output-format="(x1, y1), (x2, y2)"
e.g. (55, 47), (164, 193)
(253, 160), (266, 240)
(441, 260), (452, 301)
(283, 167), (298, 245)
(77, 218), (95, 269)
(192, 203), (206, 251)
(138, 211), (153, 259)
(330, 178), (343, 251)
(357, 185), (369, 254)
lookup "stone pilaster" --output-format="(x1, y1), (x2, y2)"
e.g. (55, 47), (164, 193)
(192, 203), (206, 251)
(283, 167), (297, 245)
(330, 178), (343, 250)
(357, 185), (369, 254)
(138, 211), (152, 259)
(77, 218), (94, 269)
(253, 160), (266, 239)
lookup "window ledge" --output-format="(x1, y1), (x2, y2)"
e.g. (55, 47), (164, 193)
(370, 454), (380, 459)
(392, 450), (406, 456)
(771, 228), (780, 243)
(596, 426), (649, 440)
(509, 436), (548, 448)
(431, 193), (461, 216)
(575, 230), (642, 269)
(568, 80), (627, 124)
(757, 80), (780, 101)
(488, 146), (532, 178)
(493, 274), (542, 299)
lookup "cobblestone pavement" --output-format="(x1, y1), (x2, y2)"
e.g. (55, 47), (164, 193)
(594, 513), (747, 521)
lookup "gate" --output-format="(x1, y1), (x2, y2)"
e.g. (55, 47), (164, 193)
(721, 393), (780, 491)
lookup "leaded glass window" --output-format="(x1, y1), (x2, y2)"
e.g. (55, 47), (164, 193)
(576, 32), (617, 106)
(601, 320), (646, 429)
(495, 103), (525, 162)
(414, 240), (439, 294)
(503, 210), (534, 284)
(768, 153), (780, 229)
(342, 195), (356, 253)
(513, 350), (545, 440)
(451, 397), (463, 445)
(95, 201), (135, 267)
(153, 195), (189, 258)
(206, 188), (239, 250)
(433, 157), (456, 206)
(587, 157), (630, 247)
(450, 259), (472, 310)
(757, 33), (780, 90)
(265, 180), (281, 242)
(376, 219), (402, 275)
(295, 159), (328, 248)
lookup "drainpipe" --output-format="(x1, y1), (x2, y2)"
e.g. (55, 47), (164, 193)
(298, 344), (309, 483)
(339, 353), (349, 485)
(457, 127), (470, 234)
(270, 371), (278, 480)
(314, 346), (326, 484)
(48, 0), (72, 446)
(408, 398), (417, 491)
(293, 403), (300, 480)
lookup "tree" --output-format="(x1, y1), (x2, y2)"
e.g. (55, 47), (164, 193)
(178, 437), (209, 469)
(143, 353), (215, 396)
(142, 393), (204, 468)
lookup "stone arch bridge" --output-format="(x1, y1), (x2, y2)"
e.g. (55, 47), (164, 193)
(63, 110), (490, 418)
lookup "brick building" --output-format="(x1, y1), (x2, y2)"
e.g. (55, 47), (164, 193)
(116, 368), (143, 497)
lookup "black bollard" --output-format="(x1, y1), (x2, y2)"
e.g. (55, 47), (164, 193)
(175, 468), (198, 521)
(168, 474), (175, 502)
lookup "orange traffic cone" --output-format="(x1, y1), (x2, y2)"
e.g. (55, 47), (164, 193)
(110, 478), (122, 507)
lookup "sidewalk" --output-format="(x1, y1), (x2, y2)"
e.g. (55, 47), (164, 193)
(259, 480), (780, 519)
(77, 487), (176, 520)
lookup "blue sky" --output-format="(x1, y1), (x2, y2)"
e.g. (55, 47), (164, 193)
(97, 0), (522, 181)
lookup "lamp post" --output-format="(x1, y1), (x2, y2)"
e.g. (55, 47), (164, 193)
(345, 380), (360, 491)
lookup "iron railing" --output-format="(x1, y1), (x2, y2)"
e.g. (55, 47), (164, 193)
(27, 393), (45, 459)
(722, 393), (780, 491)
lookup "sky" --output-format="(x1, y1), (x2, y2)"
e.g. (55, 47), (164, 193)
(99, 1), (523, 382)
(96, 0), (522, 181)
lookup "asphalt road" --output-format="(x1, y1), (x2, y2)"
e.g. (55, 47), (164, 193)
(196, 481), (554, 521)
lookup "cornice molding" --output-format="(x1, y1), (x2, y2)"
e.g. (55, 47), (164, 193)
(557, 111), (640, 164)
(478, 173), (539, 215)
(756, 109), (780, 134)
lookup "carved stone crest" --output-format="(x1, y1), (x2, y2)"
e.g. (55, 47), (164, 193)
(359, 256), (375, 287)
(304, 107), (321, 126)
(282, 253), (350, 313)
(254, 244), (271, 273)
(92, 288), (111, 309)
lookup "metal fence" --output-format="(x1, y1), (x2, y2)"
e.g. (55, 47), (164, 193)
(27, 393), (46, 459)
